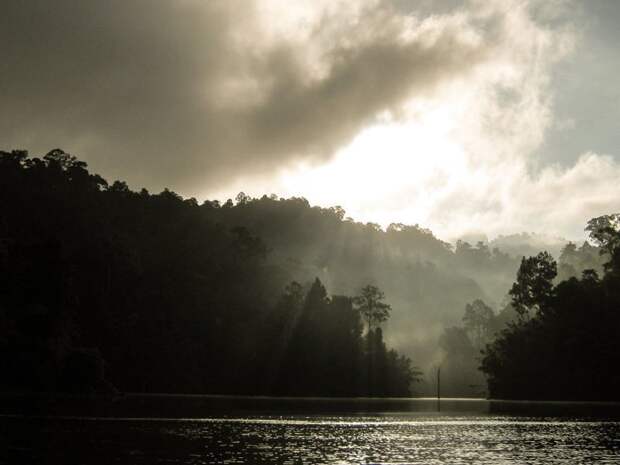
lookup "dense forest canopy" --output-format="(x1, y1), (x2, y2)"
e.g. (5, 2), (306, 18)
(481, 216), (620, 400)
(0, 149), (613, 399)
(0, 150), (419, 395)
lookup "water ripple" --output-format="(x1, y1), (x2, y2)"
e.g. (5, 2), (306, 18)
(1, 415), (619, 464)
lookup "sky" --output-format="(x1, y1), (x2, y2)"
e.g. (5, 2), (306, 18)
(1, 0), (619, 241)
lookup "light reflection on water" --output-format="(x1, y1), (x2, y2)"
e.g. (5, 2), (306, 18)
(1, 414), (619, 464)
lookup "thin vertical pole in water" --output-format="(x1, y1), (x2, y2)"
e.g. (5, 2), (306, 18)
(437, 366), (441, 412)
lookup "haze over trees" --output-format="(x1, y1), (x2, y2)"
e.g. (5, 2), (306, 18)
(481, 216), (620, 400)
(436, 238), (613, 400)
(437, 298), (516, 397)
(0, 150), (416, 396)
(1, 149), (616, 400)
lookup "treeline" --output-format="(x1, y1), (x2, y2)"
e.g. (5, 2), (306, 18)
(0, 149), (417, 396)
(434, 237), (607, 398)
(181, 182), (530, 384)
(480, 216), (620, 400)
(5, 148), (613, 400)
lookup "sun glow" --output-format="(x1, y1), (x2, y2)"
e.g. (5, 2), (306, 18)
(276, 101), (469, 228)
(204, 91), (486, 238)
(202, 0), (589, 241)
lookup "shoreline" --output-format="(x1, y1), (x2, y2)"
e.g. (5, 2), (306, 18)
(2, 392), (620, 418)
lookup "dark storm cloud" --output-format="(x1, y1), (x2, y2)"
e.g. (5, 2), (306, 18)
(1, 0), (489, 195)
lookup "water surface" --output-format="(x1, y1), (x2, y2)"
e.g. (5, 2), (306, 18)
(2, 413), (619, 464)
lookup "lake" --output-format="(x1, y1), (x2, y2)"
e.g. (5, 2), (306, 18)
(1, 397), (619, 464)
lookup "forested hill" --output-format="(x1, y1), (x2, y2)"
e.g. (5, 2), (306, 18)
(1, 149), (418, 395)
(0, 149), (603, 395)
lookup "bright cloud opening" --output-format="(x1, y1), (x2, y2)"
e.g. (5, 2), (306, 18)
(208, 0), (620, 243)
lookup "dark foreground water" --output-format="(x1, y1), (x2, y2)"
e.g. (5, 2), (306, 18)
(1, 413), (619, 464)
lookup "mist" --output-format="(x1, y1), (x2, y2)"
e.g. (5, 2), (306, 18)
(2, 149), (613, 398)
(4, 2), (620, 463)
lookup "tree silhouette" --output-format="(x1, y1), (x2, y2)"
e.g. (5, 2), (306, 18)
(586, 214), (620, 273)
(509, 251), (557, 319)
(482, 224), (620, 400)
(353, 285), (392, 332)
